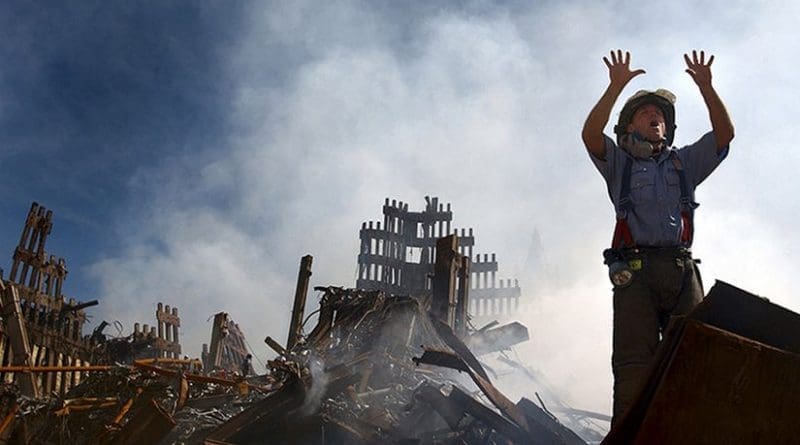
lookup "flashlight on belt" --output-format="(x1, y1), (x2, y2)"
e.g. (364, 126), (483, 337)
(608, 260), (634, 287)
(603, 249), (641, 288)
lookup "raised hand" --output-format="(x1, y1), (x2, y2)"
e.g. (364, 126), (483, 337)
(603, 50), (645, 88)
(684, 50), (714, 87)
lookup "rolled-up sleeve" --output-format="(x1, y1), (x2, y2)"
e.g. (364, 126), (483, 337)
(676, 131), (728, 186)
(589, 135), (626, 183)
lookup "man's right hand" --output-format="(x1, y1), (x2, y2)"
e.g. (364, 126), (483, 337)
(582, 50), (645, 158)
(603, 50), (645, 88)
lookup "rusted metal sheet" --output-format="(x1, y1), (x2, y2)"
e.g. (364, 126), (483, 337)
(690, 280), (800, 354)
(604, 281), (800, 444)
(621, 320), (800, 444)
(113, 399), (176, 445)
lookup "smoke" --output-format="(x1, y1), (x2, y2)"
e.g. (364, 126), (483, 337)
(301, 354), (330, 416)
(81, 0), (800, 421)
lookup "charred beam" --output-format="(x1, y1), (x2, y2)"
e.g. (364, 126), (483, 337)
(287, 255), (313, 350)
(431, 235), (459, 327)
(454, 255), (470, 337)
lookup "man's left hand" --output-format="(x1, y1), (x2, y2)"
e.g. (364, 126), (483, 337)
(684, 50), (714, 88)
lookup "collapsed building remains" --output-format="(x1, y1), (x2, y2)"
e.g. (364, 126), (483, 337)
(0, 202), (584, 444)
(0, 203), (184, 399)
(204, 247), (580, 444)
(1, 199), (795, 444)
(202, 312), (250, 375)
(358, 197), (522, 320)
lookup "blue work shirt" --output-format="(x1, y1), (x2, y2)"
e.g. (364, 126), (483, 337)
(589, 131), (729, 247)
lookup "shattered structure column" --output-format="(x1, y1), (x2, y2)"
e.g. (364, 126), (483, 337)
(8, 203), (54, 291)
(203, 312), (250, 374)
(455, 256), (471, 337)
(287, 255), (313, 351)
(206, 313), (228, 371)
(431, 235), (460, 327)
(0, 282), (39, 397)
(155, 303), (181, 358)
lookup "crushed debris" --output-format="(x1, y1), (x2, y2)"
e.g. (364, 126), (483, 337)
(0, 201), (608, 444)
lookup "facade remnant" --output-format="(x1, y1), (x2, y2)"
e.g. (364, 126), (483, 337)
(154, 303), (181, 358)
(0, 203), (184, 400)
(0, 203), (101, 397)
(357, 196), (522, 319)
(202, 312), (249, 375)
(0, 281), (38, 397)
(430, 235), (463, 329)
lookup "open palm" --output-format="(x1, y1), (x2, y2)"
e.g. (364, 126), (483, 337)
(684, 50), (714, 87)
(603, 50), (645, 87)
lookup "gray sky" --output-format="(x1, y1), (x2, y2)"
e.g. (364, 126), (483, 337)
(2, 0), (798, 416)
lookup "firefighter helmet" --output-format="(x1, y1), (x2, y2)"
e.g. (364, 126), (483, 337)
(614, 89), (677, 146)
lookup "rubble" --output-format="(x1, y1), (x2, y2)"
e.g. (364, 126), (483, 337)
(3, 194), (799, 443)
(202, 284), (581, 444)
(0, 201), (599, 444)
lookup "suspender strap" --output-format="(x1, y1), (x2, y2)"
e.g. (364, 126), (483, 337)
(610, 152), (695, 248)
(611, 157), (635, 248)
(670, 152), (694, 246)
(612, 216), (634, 249)
(618, 156), (634, 213)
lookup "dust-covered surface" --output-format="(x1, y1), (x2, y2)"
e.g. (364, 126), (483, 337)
(0, 287), (590, 444)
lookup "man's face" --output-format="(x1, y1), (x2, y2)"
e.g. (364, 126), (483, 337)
(627, 103), (666, 143)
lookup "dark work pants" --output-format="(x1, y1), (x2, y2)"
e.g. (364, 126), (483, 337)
(611, 249), (704, 425)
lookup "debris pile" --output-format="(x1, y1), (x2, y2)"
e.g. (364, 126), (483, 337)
(0, 202), (595, 444)
(0, 358), (274, 444)
(0, 286), (582, 444)
(203, 285), (584, 444)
